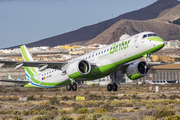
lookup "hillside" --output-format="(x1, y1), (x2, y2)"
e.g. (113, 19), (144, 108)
(8, 0), (180, 48)
(85, 4), (180, 45)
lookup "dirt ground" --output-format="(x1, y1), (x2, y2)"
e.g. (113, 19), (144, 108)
(0, 84), (180, 120)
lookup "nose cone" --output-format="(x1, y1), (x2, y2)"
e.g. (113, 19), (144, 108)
(147, 36), (165, 52)
(147, 36), (164, 43)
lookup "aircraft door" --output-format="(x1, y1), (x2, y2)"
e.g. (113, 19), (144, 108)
(134, 36), (138, 48)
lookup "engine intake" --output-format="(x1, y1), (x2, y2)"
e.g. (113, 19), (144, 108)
(66, 60), (91, 79)
(126, 61), (150, 80)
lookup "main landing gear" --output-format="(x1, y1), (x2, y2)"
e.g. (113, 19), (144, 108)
(66, 82), (77, 91)
(107, 72), (118, 91)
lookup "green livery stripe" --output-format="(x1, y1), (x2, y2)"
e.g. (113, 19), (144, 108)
(114, 43), (164, 66)
(25, 65), (71, 86)
(79, 43), (164, 80)
(128, 73), (142, 80)
(21, 46), (38, 74)
(24, 66), (34, 77)
(24, 83), (37, 88)
(20, 46), (30, 61)
(147, 37), (164, 42)
(69, 72), (82, 79)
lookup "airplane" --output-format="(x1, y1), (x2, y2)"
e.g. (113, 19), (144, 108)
(0, 31), (166, 91)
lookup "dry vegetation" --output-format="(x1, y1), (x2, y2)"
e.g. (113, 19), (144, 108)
(0, 84), (180, 120)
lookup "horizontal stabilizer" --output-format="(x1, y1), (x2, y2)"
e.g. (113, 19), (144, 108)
(0, 79), (29, 84)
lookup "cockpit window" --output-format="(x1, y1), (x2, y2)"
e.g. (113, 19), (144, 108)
(148, 34), (157, 37)
(143, 35), (147, 38)
(142, 34), (157, 39)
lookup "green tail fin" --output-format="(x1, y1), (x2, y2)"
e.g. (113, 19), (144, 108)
(20, 45), (39, 80)
(8, 73), (12, 79)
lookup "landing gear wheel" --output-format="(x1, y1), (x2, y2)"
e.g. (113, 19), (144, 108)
(107, 84), (113, 91)
(113, 84), (118, 91)
(72, 83), (77, 91)
(66, 84), (72, 91)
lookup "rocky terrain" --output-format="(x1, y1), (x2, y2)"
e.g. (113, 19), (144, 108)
(7, 0), (180, 48)
(85, 4), (180, 45)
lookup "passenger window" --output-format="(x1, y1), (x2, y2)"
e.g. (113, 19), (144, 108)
(104, 50), (106, 52)
(92, 55), (94, 57)
(89, 56), (90, 58)
(99, 52), (100, 55)
(96, 53), (97, 56)
(107, 49), (109, 51)
(101, 51), (103, 54)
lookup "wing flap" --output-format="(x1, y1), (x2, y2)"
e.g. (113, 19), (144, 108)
(0, 79), (29, 84)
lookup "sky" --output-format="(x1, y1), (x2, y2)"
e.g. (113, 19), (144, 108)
(0, 0), (157, 48)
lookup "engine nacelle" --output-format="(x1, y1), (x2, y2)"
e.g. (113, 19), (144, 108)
(126, 61), (150, 80)
(66, 59), (91, 79)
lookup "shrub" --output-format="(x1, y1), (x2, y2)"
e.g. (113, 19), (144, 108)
(146, 104), (156, 109)
(143, 116), (156, 120)
(109, 118), (118, 120)
(49, 96), (59, 105)
(61, 96), (71, 101)
(30, 108), (39, 115)
(0, 110), (6, 114)
(7, 110), (14, 114)
(29, 115), (46, 120)
(95, 108), (107, 113)
(109, 96), (118, 100)
(22, 110), (29, 116)
(45, 109), (59, 120)
(121, 109), (128, 113)
(159, 94), (167, 99)
(155, 106), (175, 118)
(83, 91), (89, 95)
(129, 109), (135, 112)
(13, 115), (22, 120)
(146, 96), (150, 100)
(164, 115), (180, 120)
(77, 115), (86, 120)
(57, 115), (73, 120)
(27, 95), (35, 100)
(90, 113), (102, 120)
(168, 104), (175, 109)
(39, 109), (47, 115)
(89, 94), (101, 100)
(59, 109), (66, 114)
(39, 94), (43, 98)
(169, 94), (180, 99)
(76, 108), (89, 114)
(13, 110), (21, 115)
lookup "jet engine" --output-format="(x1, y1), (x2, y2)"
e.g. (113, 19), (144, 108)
(66, 59), (91, 79)
(126, 61), (150, 80)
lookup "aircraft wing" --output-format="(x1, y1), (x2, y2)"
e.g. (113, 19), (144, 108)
(0, 79), (29, 83)
(120, 61), (172, 74)
(148, 62), (171, 66)
(0, 60), (68, 70)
